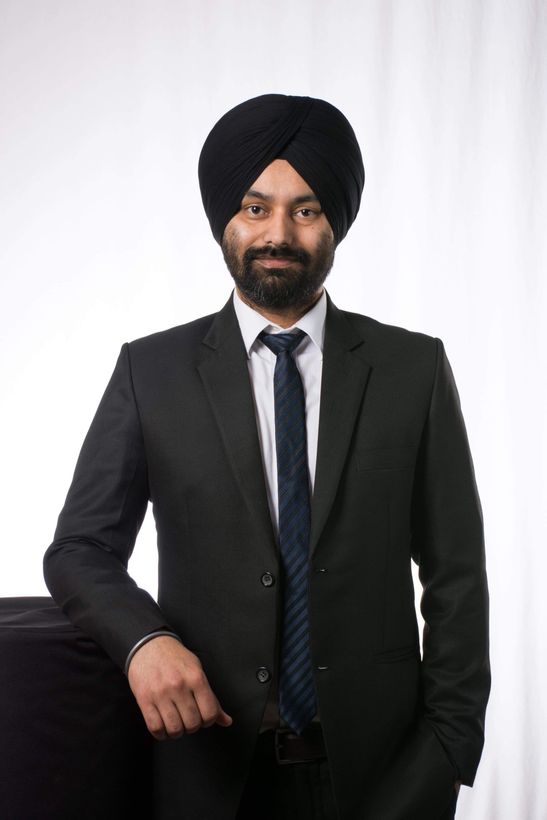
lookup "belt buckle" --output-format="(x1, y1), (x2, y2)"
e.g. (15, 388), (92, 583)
(274, 728), (302, 765)
(274, 727), (322, 765)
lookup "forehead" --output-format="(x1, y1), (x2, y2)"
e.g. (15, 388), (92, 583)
(244, 159), (318, 200)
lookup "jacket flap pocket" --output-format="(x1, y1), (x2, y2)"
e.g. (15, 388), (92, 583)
(374, 644), (420, 663)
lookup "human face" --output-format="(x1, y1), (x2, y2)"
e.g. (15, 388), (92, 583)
(221, 159), (335, 313)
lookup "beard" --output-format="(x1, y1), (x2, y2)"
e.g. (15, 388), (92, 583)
(221, 229), (335, 311)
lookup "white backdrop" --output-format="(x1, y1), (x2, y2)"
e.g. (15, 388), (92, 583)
(1, 1), (546, 817)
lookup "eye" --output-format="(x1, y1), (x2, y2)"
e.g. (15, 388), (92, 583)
(244, 204), (266, 217)
(295, 207), (318, 219)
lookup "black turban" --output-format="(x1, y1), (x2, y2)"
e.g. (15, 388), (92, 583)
(198, 94), (365, 246)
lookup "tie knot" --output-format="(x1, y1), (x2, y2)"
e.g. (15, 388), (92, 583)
(259, 329), (306, 357)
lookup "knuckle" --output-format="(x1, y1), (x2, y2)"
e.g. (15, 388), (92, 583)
(158, 684), (178, 700)
(188, 669), (207, 689)
(201, 707), (220, 725)
(143, 709), (160, 728)
(166, 726), (184, 739)
(147, 722), (165, 738)
(142, 707), (165, 738)
(165, 718), (183, 735)
(158, 679), (187, 699)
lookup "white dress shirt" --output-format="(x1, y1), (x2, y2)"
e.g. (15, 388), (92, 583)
(233, 288), (326, 729)
(232, 288), (326, 533)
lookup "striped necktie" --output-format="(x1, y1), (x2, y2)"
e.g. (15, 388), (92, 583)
(259, 329), (317, 734)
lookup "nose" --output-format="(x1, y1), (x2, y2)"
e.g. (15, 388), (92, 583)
(262, 209), (295, 247)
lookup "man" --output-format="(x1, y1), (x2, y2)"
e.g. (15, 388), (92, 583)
(44, 94), (490, 819)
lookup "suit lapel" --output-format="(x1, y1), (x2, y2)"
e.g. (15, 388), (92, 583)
(196, 297), (278, 557)
(310, 295), (372, 554)
(196, 293), (371, 560)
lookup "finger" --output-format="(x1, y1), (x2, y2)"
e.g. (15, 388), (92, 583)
(175, 691), (205, 734)
(158, 700), (185, 739)
(142, 702), (168, 741)
(194, 685), (232, 728)
(215, 709), (233, 727)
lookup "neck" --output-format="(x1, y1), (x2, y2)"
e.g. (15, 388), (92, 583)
(236, 288), (323, 329)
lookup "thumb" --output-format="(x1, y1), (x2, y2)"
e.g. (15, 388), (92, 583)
(216, 709), (233, 727)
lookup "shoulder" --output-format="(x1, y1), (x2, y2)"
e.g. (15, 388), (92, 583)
(130, 312), (217, 350)
(112, 312), (222, 389)
(124, 311), (218, 366)
(333, 304), (440, 368)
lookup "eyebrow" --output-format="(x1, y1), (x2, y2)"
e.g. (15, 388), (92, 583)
(243, 188), (321, 205)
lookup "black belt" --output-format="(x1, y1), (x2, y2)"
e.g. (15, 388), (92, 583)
(272, 724), (327, 765)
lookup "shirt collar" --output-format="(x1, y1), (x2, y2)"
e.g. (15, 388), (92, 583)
(233, 289), (327, 357)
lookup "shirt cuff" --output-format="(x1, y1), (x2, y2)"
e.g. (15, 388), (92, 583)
(124, 630), (182, 675)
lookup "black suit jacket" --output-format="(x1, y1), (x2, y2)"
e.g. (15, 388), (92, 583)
(44, 293), (490, 820)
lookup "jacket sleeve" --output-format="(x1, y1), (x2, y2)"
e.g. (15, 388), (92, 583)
(43, 344), (175, 670)
(410, 338), (490, 786)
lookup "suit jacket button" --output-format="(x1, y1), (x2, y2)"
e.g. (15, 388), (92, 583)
(261, 572), (275, 587)
(256, 667), (271, 683)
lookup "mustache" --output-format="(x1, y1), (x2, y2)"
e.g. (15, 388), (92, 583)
(244, 245), (311, 266)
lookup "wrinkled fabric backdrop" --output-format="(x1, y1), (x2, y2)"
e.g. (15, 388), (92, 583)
(1, 1), (545, 817)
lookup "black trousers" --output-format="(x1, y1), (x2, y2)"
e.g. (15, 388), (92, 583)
(236, 730), (459, 820)
(236, 730), (338, 820)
